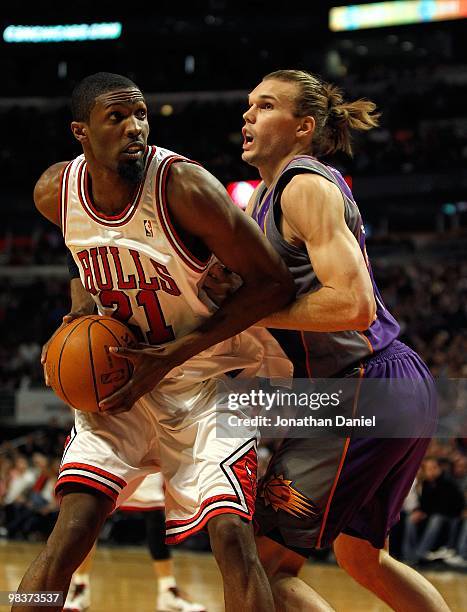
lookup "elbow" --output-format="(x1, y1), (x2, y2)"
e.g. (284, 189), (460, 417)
(351, 295), (377, 331)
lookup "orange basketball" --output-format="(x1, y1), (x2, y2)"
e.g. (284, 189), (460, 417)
(45, 315), (137, 413)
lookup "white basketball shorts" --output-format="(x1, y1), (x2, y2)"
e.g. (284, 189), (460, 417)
(56, 376), (257, 544)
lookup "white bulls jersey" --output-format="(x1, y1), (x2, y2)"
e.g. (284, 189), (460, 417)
(61, 146), (213, 345)
(60, 145), (293, 384)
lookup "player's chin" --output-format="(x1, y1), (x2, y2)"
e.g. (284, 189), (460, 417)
(241, 150), (257, 166)
(117, 157), (145, 183)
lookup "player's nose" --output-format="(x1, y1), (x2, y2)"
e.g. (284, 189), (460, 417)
(243, 106), (255, 122)
(125, 115), (142, 137)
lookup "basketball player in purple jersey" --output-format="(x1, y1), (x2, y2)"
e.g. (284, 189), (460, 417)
(13, 73), (295, 612)
(207, 70), (449, 611)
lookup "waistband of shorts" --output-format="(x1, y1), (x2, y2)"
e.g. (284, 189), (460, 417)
(365, 339), (413, 365)
(330, 340), (415, 378)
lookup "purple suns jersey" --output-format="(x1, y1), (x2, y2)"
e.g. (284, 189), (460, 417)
(251, 155), (400, 378)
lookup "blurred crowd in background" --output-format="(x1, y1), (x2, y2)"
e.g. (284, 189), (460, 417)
(0, 2), (465, 572)
(1, 62), (467, 191)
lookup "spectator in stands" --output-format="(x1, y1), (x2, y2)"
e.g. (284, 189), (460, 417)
(431, 454), (467, 568)
(402, 457), (465, 564)
(17, 457), (60, 541)
(442, 516), (467, 568)
(1, 454), (37, 538)
(2, 454), (59, 540)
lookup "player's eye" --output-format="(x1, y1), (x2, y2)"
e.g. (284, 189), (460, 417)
(110, 111), (123, 121)
(136, 109), (147, 119)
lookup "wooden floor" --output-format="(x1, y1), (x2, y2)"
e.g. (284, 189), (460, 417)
(0, 541), (465, 611)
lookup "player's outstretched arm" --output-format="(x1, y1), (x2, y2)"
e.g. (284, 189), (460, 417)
(260, 173), (376, 332)
(100, 163), (294, 413)
(164, 162), (295, 355)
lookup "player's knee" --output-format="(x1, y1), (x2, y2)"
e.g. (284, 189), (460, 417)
(208, 514), (257, 567)
(42, 527), (93, 576)
(48, 518), (93, 556)
(44, 492), (108, 570)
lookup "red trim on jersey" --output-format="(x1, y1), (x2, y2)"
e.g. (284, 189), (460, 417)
(77, 146), (157, 227)
(58, 164), (65, 229)
(55, 475), (118, 504)
(84, 169), (136, 220)
(154, 155), (211, 274)
(59, 462), (126, 487)
(165, 498), (253, 545)
(76, 159), (86, 212)
(59, 161), (73, 239)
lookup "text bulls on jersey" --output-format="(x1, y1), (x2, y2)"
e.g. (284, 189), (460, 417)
(77, 246), (181, 296)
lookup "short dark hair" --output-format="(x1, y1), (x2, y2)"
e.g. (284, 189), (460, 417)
(71, 72), (140, 122)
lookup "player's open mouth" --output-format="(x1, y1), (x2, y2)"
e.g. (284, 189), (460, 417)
(242, 128), (254, 150)
(122, 143), (145, 159)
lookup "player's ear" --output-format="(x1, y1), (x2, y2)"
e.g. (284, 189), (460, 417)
(71, 121), (88, 144)
(297, 115), (315, 139)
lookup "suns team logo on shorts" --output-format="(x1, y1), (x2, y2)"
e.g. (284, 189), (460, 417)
(144, 219), (153, 237)
(260, 474), (319, 518)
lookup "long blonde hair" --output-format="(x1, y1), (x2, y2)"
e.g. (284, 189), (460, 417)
(263, 69), (380, 157)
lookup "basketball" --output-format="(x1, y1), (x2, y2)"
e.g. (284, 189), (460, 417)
(45, 315), (137, 412)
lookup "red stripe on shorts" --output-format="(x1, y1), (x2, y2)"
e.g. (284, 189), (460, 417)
(165, 494), (239, 528)
(55, 475), (118, 503)
(165, 502), (253, 545)
(60, 462), (126, 488)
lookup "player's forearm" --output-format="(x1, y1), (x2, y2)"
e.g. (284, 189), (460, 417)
(258, 286), (375, 332)
(70, 278), (96, 315)
(167, 276), (294, 366)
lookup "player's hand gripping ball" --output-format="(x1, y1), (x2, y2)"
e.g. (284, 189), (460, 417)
(45, 315), (137, 412)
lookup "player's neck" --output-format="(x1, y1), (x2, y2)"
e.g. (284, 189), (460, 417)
(86, 166), (138, 215)
(259, 150), (303, 188)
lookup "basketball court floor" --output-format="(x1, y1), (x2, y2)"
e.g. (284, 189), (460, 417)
(1, 541), (465, 611)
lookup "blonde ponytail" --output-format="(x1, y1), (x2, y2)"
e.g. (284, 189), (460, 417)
(263, 69), (380, 157)
(322, 82), (380, 156)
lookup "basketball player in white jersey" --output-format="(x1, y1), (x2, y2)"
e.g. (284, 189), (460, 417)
(13, 72), (294, 612)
